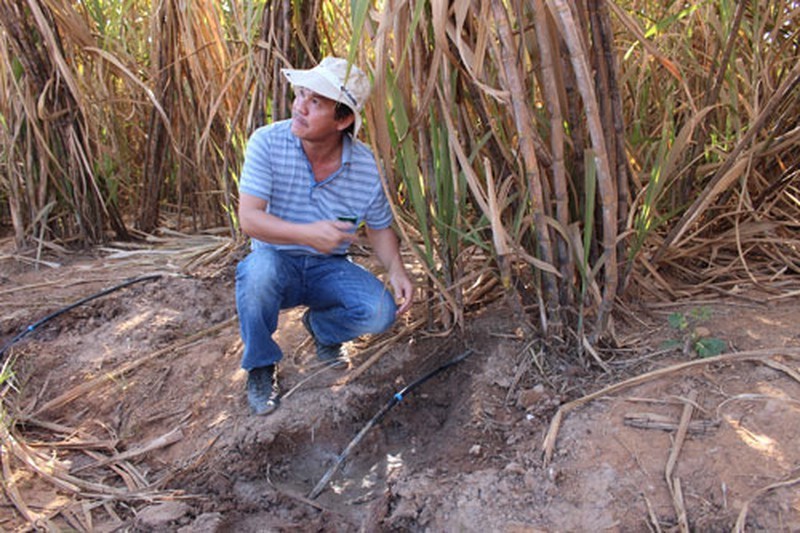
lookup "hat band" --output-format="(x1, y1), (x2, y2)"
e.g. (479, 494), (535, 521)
(315, 66), (360, 110)
(339, 85), (358, 108)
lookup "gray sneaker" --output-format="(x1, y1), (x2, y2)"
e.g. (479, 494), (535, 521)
(302, 310), (348, 366)
(247, 365), (279, 415)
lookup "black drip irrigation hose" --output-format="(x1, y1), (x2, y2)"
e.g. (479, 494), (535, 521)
(308, 347), (477, 499)
(0, 274), (163, 360)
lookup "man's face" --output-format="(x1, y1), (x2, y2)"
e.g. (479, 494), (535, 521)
(290, 87), (353, 141)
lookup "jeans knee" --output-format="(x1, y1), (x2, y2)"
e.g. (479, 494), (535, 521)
(236, 248), (281, 310)
(363, 291), (397, 333)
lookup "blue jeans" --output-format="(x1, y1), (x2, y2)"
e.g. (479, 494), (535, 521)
(235, 247), (398, 370)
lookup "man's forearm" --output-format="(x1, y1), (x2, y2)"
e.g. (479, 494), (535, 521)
(366, 227), (404, 273)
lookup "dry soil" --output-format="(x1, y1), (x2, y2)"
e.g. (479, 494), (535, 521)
(1, 234), (799, 532)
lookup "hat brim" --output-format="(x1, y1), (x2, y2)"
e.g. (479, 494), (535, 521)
(281, 68), (362, 137)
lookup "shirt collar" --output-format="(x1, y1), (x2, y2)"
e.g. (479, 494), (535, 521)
(341, 133), (353, 166)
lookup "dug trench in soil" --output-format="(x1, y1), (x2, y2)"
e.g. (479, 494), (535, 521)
(183, 336), (486, 531)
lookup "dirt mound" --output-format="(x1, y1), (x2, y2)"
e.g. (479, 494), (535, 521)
(1, 238), (799, 531)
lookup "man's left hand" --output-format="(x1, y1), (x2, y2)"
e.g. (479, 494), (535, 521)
(390, 268), (414, 316)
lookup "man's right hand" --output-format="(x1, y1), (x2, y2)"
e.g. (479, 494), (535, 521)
(303, 220), (355, 254)
(239, 194), (356, 255)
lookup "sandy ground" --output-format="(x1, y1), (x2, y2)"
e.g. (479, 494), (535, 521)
(1, 234), (799, 532)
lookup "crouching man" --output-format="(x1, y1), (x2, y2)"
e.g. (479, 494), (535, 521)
(235, 57), (414, 415)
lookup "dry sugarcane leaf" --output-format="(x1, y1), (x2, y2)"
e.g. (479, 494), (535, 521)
(542, 347), (800, 465)
(657, 59), (800, 257)
(670, 156), (750, 252)
(733, 474), (800, 533)
(665, 391), (696, 483)
(447, 0), (508, 102)
(623, 412), (720, 435)
(664, 391), (696, 533)
(1, 438), (44, 525)
(71, 426), (183, 474)
(606, 1), (683, 83)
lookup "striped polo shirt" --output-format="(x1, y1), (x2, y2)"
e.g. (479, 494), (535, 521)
(239, 119), (393, 255)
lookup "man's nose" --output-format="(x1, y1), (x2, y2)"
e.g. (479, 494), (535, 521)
(293, 95), (308, 113)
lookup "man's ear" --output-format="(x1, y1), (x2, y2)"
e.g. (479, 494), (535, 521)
(336, 114), (355, 132)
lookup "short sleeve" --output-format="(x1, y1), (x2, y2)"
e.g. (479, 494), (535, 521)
(239, 126), (274, 201)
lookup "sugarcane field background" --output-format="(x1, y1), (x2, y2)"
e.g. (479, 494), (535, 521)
(1, 0), (799, 530)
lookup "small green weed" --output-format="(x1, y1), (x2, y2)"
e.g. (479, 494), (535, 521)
(662, 307), (727, 358)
